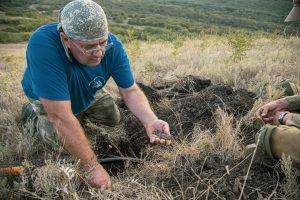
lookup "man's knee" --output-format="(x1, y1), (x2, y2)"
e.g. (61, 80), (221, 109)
(91, 102), (120, 126)
(254, 124), (300, 166)
(107, 107), (121, 127)
(270, 125), (300, 164)
(83, 89), (121, 126)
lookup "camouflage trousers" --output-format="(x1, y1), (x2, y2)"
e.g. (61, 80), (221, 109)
(23, 89), (120, 150)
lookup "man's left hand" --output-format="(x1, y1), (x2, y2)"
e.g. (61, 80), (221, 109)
(145, 119), (171, 145)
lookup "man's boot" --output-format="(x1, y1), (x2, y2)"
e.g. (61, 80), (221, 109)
(21, 103), (36, 126)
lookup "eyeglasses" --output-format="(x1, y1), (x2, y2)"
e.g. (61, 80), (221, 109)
(69, 36), (113, 56)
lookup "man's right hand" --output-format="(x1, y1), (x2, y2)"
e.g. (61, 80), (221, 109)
(256, 98), (288, 123)
(87, 163), (111, 191)
(39, 99), (112, 192)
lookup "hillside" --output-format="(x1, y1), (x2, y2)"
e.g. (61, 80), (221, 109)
(0, 0), (298, 43)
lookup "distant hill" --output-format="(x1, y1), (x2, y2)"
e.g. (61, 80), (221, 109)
(0, 0), (298, 43)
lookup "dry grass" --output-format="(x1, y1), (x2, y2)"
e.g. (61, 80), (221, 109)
(0, 44), (29, 168)
(21, 160), (81, 199)
(1, 35), (300, 199)
(280, 154), (300, 199)
(128, 36), (300, 94)
(214, 108), (242, 161)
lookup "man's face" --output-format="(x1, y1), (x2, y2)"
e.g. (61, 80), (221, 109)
(62, 33), (110, 66)
(69, 38), (108, 66)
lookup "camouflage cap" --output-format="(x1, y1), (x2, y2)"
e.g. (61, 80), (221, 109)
(285, 0), (300, 22)
(58, 0), (108, 41)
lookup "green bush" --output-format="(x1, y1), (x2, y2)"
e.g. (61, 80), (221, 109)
(226, 32), (254, 61)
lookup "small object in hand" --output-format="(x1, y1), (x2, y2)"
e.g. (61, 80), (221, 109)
(153, 131), (172, 140)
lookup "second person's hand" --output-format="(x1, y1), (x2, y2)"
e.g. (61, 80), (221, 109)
(256, 98), (288, 123)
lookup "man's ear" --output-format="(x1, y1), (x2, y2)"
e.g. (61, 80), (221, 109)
(60, 32), (71, 48)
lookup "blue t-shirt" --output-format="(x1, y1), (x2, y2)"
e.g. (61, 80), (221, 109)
(22, 22), (134, 114)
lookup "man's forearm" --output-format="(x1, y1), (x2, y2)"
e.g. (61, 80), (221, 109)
(120, 84), (171, 145)
(49, 114), (99, 169)
(120, 85), (157, 127)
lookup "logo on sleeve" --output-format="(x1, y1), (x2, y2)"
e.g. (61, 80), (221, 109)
(89, 76), (105, 89)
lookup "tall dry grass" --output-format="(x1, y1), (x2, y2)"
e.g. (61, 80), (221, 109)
(280, 154), (300, 199)
(0, 43), (28, 161)
(128, 35), (300, 94)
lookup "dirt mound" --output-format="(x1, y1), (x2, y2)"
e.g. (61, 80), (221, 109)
(152, 75), (211, 93)
(107, 76), (253, 158)
(137, 76), (256, 134)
